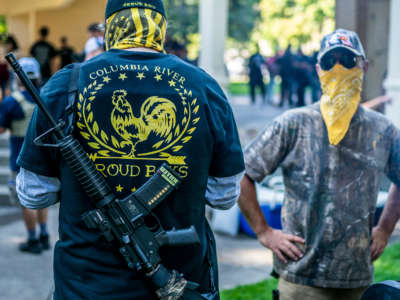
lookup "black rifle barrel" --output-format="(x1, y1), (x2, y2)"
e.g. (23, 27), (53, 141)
(6, 52), (113, 202)
(5, 53), (61, 134)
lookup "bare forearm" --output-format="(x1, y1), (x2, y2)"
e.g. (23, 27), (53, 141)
(377, 183), (400, 235)
(238, 175), (270, 235)
(239, 174), (305, 261)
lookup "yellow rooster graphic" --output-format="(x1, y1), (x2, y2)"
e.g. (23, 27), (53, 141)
(111, 89), (177, 156)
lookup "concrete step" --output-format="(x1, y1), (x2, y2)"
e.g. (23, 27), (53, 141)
(0, 206), (21, 225)
(0, 133), (13, 206)
(0, 138), (8, 148)
(0, 132), (9, 149)
(0, 185), (11, 206)
(0, 149), (10, 166)
(0, 167), (10, 185)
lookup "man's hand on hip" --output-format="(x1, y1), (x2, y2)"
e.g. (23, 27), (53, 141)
(258, 228), (305, 263)
(370, 184), (400, 261)
(370, 226), (390, 261)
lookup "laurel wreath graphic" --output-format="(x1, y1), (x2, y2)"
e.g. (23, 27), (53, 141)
(76, 78), (198, 164)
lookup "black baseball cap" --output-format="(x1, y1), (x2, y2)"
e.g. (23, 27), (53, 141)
(88, 23), (105, 33)
(318, 29), (366, 62)
(105, 0), (166, 19)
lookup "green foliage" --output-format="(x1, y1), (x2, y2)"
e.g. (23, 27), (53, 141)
(221, 243), (400, 300)
(229, 0), (261, 43)
(163, 0), (261, 44)
(0, 16), (7, 41)
(164, 0), (199, 44)
(221, 278), (278, 300)
(163, 0), (334, 54)
(373, 242), (400, 282)
(229, 82), (250, 95)
(255, 0), (335, 52)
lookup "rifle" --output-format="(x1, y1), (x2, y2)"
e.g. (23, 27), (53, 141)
(6, 53), (200, 300)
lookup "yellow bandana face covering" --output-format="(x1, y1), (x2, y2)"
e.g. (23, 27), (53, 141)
(105, 8), (167, 52)
(319, 64), (363, 145)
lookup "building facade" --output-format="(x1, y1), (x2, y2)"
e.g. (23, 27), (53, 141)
(1, 0), (106, 56)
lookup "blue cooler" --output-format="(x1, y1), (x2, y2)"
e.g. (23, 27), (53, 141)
(239, 204), (282, 237)
(269, 204), (282, 230)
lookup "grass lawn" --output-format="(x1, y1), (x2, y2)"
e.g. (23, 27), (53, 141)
(221, 242), (400, 300)
(373, 241), (400, 282)
(228, 81), (281, 97)
(221, 278), (278, 300)
(229, 82), (250, 96)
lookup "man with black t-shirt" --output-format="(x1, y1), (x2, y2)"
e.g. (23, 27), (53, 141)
(16, 1), (244, 299)
(30, 26), (57, 84)
(58, 36), (75, 68)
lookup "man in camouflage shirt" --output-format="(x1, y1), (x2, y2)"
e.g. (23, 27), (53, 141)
(239, 29), (400, 300)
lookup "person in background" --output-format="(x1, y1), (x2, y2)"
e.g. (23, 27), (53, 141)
(30, 26), (57, 84)
(4, 35), (20, 92)
(265, 54), (280, 104)
(0, 57), (50, 254)
(172, 41), (197, 65)
(277, 45), (295, 107)
(239, 29), (400, 300)
(5, 35), (19, 58)
(58, 36), (76, 68)
(293, 48), (312, 107)
(248, 46), (267, 105)
(84, 23), (105, 61)
(0, 46), (10, 99)
(310, 51), (322, 103)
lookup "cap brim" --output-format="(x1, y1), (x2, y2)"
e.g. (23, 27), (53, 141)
(318, 45), (363, 62)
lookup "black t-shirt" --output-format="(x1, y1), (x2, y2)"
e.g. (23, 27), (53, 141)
(18, 49), (244, 299)
(249, 53), (265, 83)
(59, 46), (75, 68)
(30, 40), (57, 81)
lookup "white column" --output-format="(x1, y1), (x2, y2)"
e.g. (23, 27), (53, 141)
(384, 0), (400, 128)
(199, 0), (229, 91)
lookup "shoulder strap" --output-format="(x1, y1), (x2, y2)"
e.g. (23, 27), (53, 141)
(65, 63), (81, 134)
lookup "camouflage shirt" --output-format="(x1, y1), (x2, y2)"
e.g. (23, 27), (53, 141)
(244, 103), (400, 289)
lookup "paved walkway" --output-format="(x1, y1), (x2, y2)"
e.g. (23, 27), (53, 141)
(0, 206), (57, 300)
(216, 233), (273, 290)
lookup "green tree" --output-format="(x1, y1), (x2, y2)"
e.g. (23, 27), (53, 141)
(255, 0), (335, 53)
(0, 16), (7, 42)
(163, 0), (261, 44)
(164, 0), (199, 44)
(229, 0), (261, 43)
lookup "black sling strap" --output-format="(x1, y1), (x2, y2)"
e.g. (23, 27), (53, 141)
(65, 63), (81, 134)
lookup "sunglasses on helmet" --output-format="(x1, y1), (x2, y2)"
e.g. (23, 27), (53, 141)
(320, 49), (359, 71)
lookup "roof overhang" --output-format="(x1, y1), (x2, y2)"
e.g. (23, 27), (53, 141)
(0, 0), (75, 16)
